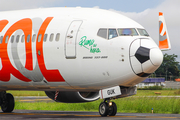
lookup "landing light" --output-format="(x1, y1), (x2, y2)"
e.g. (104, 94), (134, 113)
(109, 102), (112, 106)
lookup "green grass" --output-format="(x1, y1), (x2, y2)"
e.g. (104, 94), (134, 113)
(6, 89), (180, 114)
(7, 90), (46, 96)
(136, 89), (180, 96)
(8, 89), (180, 97)
(15, 101), (100, 112)
(114, 97), (180, 114)
(14, 97), (180, 114)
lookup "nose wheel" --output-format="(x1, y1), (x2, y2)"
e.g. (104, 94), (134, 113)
(108, 102), (117, 116)
(99, 99), (117, 117)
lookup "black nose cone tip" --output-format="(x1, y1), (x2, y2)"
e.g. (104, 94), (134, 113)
(135, 47), (150, 64)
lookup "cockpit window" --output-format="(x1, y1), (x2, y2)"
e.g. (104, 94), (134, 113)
(97, 28), (107, 39)
(108, 29), (118, 39)
(137, 28), (149, 36)
(97, 28), (149, 39)
(118, 28), (138, 36)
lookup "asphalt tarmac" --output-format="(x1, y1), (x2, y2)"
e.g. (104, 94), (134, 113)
(0, 110), (180, 120)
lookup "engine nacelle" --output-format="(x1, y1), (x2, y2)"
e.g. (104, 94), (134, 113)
(45, 91), (99, 103)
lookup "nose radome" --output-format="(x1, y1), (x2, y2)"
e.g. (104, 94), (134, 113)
(135, 47), (150, 64)
(150, 48), (163, 66)
(130, 38), (163, 77)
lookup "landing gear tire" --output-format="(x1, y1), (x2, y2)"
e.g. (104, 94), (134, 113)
(1, 93), (15, 113)
(108, 102), (117, 116)
(99, 102), (109, 117)
(99, 101), (117, 117)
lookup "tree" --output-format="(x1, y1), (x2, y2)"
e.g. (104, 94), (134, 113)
(155, 53), (180, 80)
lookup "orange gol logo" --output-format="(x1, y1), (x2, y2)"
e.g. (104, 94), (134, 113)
(0, 17), (65, 82)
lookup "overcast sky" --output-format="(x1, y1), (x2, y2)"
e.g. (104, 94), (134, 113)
(0, 0), (180, 61)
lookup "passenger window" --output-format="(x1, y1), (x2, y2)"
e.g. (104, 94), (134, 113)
(108, 29), (118, 39)
(97, 29), (107, 39)
(43, 34), (48, 42)
(38, 34), (42, 42)
(21, 35), (25, 43)
(49, 33), (54, 42)
(16, 35), (20, 43)
(0, 36), (3, 44)
(11, 35), (14, 43)
(118, 28), (138, 36)
(27, 34), (30, 43)
(32, 34), (36, 42)
(55, 33), (60, 41)
(5, 36), (9, 43)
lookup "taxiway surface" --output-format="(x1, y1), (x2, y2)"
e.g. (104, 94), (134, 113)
(0, 110), (180, 120)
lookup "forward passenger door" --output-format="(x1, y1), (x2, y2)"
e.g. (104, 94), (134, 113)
(65, 20), (83, 59)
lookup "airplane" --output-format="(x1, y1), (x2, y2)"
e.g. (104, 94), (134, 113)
(0, 7), (169, 117)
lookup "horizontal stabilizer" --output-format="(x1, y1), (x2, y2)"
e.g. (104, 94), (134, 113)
(159, 12), (171, 51)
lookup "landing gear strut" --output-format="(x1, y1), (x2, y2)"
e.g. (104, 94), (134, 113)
(0, 91), (15, 112)
(99, 99), (117, 117)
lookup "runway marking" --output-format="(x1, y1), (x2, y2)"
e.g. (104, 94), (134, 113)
(0, 112), (180, 119)
(112, 116), (178, 119)
(0, 112), (100, 117)
(18, 98), (51, 102)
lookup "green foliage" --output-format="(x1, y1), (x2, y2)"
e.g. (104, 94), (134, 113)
(138, 86), (163, 90)
(155, 53), (180, 80)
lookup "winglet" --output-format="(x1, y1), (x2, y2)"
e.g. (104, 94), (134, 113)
(159, 12), (171, 51)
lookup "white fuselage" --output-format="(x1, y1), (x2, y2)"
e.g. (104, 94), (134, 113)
(0, 7), (163, 91)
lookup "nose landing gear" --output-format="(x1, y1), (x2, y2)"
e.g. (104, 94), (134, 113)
(99, 99), (117, 117)
(0, 91), (15, 112)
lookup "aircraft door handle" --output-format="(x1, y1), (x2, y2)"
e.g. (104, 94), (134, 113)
(67, 35), (73, 38)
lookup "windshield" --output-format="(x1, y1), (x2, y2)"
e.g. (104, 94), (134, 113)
(137, 28), (149, 36)
(108, 29), (118, 39)
(118, 28), (138, 36)
(97, 28), (150, 39)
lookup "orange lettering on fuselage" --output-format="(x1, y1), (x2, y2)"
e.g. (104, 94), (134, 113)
(0, 19), (32, 82)
(0, 20), (8, 32)
(36, 17), (65, 82)
(0, 17), (65, 82)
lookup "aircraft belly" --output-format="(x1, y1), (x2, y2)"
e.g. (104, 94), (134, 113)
(0, 77), (72, 91)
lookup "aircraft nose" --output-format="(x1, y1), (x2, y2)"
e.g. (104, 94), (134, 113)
(150, 48), (163, 66)
(129, 38), (163, 77)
